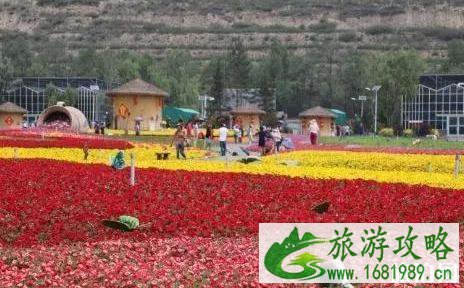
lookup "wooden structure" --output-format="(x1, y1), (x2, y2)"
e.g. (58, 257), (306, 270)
(0, 102), (27, 129)
(107, 78), (168, 131)
(230, 105), (266, 129)
(298, 106), (336, 136)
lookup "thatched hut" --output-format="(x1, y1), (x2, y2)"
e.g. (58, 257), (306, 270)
(0, 102), (27, 129)
(107, 78), (168, 131)
(298, 106), (336, 136)
(230, 105), (266, 129)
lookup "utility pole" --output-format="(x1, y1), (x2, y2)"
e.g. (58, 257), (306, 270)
(366, 86), (382, 135)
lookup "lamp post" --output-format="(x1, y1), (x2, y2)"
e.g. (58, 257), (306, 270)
(366, 85), (381, 135)
(198, 95), (215, 119)
(351, 96), (367, 118)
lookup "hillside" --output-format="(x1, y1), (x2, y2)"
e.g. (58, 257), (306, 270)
(1, 0), (464, 59)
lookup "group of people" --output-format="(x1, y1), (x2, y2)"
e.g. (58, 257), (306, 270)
(170, 120), (204, 159)
(93, 122), (106, 135)
(257, 125), (284, 155)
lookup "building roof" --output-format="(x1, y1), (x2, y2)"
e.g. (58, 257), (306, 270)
(230, 105), (266, 115)
(298, 106), (336, 118)
(0, 102), (27, 114)
(107, 78), (169, 97)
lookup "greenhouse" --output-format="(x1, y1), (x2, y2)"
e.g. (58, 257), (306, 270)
(402, 74), (464, 138)
(1, 77), (110, 124)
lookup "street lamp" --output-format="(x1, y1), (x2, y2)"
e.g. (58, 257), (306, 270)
(351, 96), (367, 118)
(198, 95), (215, 119)
(366, 85), (381, 135)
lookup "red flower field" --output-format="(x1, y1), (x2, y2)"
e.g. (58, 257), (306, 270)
(0, 159), (462, 286)
(0, 130), (133, 149)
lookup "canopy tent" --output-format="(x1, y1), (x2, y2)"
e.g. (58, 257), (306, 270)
(329, 109), (347, 125)
(163, 106), (200, 126)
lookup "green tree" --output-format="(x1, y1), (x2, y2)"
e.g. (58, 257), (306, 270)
(2, 36), (32, 75)
(46, 85), (77, 107)
(227, 38), (251, 89)
(446, 40), (464, 71)
(339, 50), (370, 122)
(72, 48), (98, 77)
(159, 50), (201, 107)
(0, 51), (13, 94)
(208, 57), (225, 114)
(31, 41), (71, 76)
(116, 51), (141, 82)
(371, 50), (425, 131)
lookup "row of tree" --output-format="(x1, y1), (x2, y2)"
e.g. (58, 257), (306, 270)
(1, 35), (463, 130)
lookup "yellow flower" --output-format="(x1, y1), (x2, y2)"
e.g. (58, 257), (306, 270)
(1, 148), (463, 189)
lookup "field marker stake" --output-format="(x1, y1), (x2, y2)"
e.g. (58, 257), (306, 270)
(454, 154), (461, 178)
(130, 152), (136, 186)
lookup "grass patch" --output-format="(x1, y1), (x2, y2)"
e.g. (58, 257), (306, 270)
(320, 136), (464, 150)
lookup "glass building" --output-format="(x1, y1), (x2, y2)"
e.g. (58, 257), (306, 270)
(402, 74), (464, 138)
(1, 77), (112, 124)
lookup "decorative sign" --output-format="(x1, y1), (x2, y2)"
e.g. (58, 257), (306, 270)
(260, 223), (459, 284)
(4, 116), (14, 126)
(118, 104), (130, 119)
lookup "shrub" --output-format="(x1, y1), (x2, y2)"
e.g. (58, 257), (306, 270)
(403, 129), (414, 137)
(339, 31), (357, 42)
(421, 26), (464, 41)
(365, 25), (394, 35)
(309, 19), (337, 34)
(37, 0), (101, 6)
(379, 128), (394, 137)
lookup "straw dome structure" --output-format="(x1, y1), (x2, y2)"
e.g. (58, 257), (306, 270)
(107, 78), (168, 131)
(37, 104), (89, 132)
(0, 102), (27, 129)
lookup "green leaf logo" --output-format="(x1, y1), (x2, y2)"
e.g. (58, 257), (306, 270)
(264, 227), (326, 280)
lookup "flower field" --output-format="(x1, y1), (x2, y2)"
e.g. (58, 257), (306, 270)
(0, 130), (463, 287)
(0, 130), (133, 150)
(2, 147), (464, 189)
(0, 159), (463, 287)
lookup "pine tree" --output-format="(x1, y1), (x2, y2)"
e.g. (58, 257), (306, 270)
(228, 38), (250, 90)
(209, 58), (224, 114)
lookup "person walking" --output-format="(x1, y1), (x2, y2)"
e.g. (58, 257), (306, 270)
(309, 119), (320, 145)
(247, 123), (254, 145)
(219, 123), (228, 156)
(171, 125), (187, 159)
(272, 127), (283, 152)
(193, 121), (199, 147)
(258, 126), (266, 156)
(204, 124), (213, 153)
(233, 124), (239, 144)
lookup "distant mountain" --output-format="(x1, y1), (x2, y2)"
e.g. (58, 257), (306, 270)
(0, 0), (463, 59)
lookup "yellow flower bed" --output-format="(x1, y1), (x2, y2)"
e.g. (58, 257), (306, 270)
(104, 129), (176, 136)
(1, 148), (463, 189)
(104, 128), (236, 137)
(263, 150), (456, 174)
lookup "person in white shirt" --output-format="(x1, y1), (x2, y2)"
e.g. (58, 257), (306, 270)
(219, 123), (228, 156)
(271, 128), (283, 152)
(193, 122), (199, 147)
(309, 119), (320, 145)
